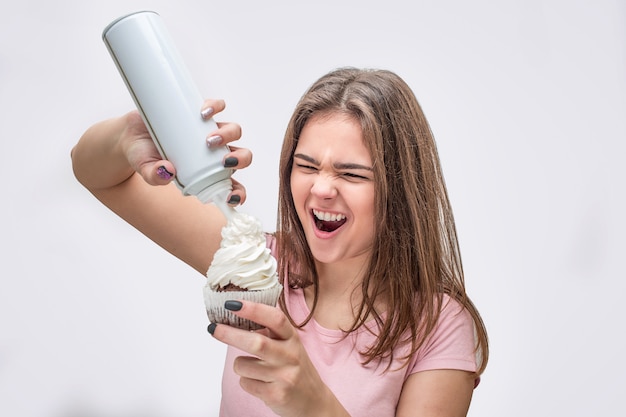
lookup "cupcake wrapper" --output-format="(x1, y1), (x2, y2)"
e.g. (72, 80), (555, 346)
(203, 284), (283, 331)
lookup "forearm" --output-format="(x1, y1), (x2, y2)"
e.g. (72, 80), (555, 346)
(70, 105), (248, 275)
(310, 387), (352, 417)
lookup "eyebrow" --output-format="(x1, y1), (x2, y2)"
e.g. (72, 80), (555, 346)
(294, 153), (373, 171)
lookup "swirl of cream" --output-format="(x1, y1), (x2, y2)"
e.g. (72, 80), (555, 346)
(206, 212), (279, 291)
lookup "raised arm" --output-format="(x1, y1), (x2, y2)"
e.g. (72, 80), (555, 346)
(71, 100), (251, 275)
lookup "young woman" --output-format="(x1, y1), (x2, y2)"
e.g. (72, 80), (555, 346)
(72, 67), (488, 417)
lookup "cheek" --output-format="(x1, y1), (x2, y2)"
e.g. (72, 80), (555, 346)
(353, 188), (376, 230)
(351, 185), (375, 212)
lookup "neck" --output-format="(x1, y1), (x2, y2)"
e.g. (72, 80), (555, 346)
(303, 259), (368, 329)
(315, 258), (365, 298)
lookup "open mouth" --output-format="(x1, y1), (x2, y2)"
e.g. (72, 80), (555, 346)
(313, 209), (347, 233)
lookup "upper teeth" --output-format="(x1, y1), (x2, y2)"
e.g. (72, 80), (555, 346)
(313, 210), (346, 222)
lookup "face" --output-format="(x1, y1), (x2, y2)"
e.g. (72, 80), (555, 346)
(290, 113), (376, 269)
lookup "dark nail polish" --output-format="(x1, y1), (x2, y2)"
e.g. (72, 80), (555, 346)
(223, 157), (238, 168)
(224, 300), (243, 311)
(157, 166), (173, 180)
(207, 323), (217, 335)
(227, 194), (241, 205)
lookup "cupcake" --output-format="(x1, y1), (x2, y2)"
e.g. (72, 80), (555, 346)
(204, 212), (282, 330)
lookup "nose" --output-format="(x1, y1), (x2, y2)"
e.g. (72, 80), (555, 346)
(310, 174), (337, 200)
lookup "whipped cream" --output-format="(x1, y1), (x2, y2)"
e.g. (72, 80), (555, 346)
(206, 212), (279, 291)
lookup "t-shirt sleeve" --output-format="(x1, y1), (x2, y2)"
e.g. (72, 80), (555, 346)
(265, 233), (277, 257)
(408, 296), (478, 375)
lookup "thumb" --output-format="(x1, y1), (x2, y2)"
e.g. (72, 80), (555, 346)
(139, 160), (177, 186)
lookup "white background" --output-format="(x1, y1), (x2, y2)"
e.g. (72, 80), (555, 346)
(1, 1), (624, 416)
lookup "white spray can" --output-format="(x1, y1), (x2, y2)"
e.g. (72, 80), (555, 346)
(102, 11), (234, 214)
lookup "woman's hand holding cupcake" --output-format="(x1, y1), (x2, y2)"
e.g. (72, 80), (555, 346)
(208, 300), (351, 417)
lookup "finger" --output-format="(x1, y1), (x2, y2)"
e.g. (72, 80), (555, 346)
(233, 356), (274, 383)
(228, 178), (247, 206)
(226, 300), (294, 341)
(138, 160), (177, 186)
(206, 122), (242, 148)
(223, 146), (253, 169)
(211, 322), (281, 362)
(200, 99), (226, 120)
(208, 302), (294, 358)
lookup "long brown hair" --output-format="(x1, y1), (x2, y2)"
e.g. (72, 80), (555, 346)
(277, 67), (488, 374)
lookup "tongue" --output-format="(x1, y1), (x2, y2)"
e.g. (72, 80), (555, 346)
(315, 219), (345, 232)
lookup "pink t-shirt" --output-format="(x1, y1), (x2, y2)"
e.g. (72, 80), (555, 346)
(219, 238), (479, 416)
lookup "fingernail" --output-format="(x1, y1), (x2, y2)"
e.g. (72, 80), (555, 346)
(207, 323), (217, 335)
(224, 300), (243, 311)
(157, 166), (173, 180)
(224, 157), (238, 168)
(227, 194), (241, 205)
(207, 135), (222, 147)
(201, 107), (214, 119)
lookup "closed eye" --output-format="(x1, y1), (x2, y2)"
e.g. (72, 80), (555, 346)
(295, 163), (318, 172)
(341, 172), (369, 180)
